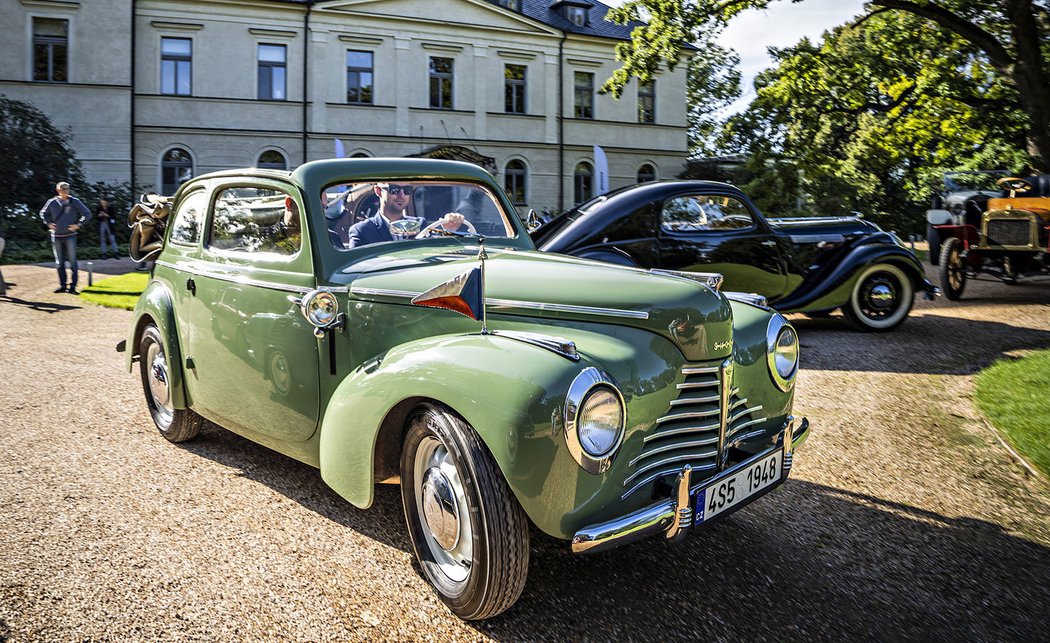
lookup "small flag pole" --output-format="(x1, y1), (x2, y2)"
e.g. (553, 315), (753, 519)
(478, 237), (488, 334)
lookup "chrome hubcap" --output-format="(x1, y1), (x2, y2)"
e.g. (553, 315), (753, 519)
(421, 467), (460, 551)
(858, 274), (899, 319)
(867, 283), (895, 310)
(145, 341), (174, 425)
(414, 434), (472, 583)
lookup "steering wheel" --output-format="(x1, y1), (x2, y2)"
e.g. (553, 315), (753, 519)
(416, 216), (478, 238)
(996, 176), (1034, 197)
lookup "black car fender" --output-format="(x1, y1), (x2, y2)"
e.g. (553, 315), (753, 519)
(775, 236), (929, 311)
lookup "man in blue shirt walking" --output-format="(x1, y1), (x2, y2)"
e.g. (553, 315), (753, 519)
(39, 181), (91, 294)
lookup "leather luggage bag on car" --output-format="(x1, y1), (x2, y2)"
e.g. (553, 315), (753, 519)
(127, 194), (171, 262)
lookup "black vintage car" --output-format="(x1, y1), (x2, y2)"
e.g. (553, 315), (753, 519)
(533, 180), (939, 331)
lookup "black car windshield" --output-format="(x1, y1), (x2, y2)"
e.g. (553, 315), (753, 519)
(321, 181), (516, 250)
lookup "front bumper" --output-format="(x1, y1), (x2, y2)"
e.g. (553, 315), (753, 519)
(571, 416), (810, 554)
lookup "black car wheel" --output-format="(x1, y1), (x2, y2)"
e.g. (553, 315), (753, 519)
(401, 402), (529, 620)
(139, 324), (203, 442)
(938, 237), (967, 300)
(927, 224), (941, 266)
(842, 264), (914, 332)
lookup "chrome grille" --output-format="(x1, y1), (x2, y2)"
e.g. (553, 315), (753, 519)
(622, 362), (771, 499)
(986, 220), (1032, 247)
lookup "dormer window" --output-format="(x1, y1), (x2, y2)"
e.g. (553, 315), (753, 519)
(492, 0), (520, 10)
(551, 1), (590, 27)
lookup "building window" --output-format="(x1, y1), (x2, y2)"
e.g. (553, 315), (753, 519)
(350, 152), (370, 158)
(505, 64), (526, 114)
(346, 50), (373, 104)
(574, 71), (593, 119)
(429, 57), (453, 109)
(33, 18), (68, 82)
(161, 37), (192, 95)
(565, 6), (587, 27)
(637, 164), (656, 183)
(257, 150), (287, 170)
(493, 0), (520, 9)
(638, 79), (655, 124)
(574, 161), (593, 205)
(161, 148), (194, 195)
(504, 160), (527, 205)
(258, 44), (286, 100)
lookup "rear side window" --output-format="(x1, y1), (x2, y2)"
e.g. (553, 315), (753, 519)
(169, 190), (207, 246)
(661, 195), (755, 232)
(209, 186), (301, 255)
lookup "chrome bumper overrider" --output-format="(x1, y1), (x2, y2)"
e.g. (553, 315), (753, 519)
(571, 416), (810, 555)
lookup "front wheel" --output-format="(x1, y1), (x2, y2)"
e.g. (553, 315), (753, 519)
(842, 263), (914, 332)
(939, 237), (966, 300)
(139, 325), (203, 442)
(400, 403), (529, 620)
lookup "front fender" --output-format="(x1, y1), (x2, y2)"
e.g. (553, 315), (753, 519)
(777, 235), (929, 311)
(318, 333), (590, 522)
(125, 279), (188, 409)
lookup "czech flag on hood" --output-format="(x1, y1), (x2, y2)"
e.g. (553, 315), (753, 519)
(411, 265), (484, 320)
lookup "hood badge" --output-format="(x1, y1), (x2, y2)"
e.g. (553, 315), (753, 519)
(713, 340), (732, 352)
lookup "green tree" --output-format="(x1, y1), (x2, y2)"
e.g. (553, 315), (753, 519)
(605, 0), (1050, 172)
(686, 43), (742, 156)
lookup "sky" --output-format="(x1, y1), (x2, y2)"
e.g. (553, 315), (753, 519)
(605, 0), (868, 113)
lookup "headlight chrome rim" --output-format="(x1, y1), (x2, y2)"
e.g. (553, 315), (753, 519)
(300, 289), (339, 328)
(766, 314), (799, 392)
(564, 367), (626, 474)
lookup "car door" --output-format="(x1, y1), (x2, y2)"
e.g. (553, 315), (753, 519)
(182, 180), (320, 442)
(656, 190), (787, 299)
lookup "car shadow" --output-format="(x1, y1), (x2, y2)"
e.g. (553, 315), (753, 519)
(471, 479), (1050, 640)
(789, 312), (1050, 375)
(0, 294), (82, 313)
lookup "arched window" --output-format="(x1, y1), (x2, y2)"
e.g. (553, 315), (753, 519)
(161, 148), (193, 195)
(257, 149), (287, 170)
(504, 160), (527, 205)
(574, 161), (593, 205)
(637, 163), (656, 183)
(350, 152), (370, 158)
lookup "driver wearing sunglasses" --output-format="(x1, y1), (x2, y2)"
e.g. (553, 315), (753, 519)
(347, 183), (465, 248)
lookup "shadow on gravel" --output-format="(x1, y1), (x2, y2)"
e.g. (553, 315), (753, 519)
(0, 295), (81, 314)
(474, 479), (1050, 641)
(791, 312), (1050, 376)
(179, 423), (412, 553)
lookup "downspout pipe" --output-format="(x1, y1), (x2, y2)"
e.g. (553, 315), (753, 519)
(130, 0), (136, 192)
(557, 32), (566, 213)
(300, 1), (310, 166)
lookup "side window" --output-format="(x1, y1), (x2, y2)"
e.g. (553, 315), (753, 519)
(210, 186), (301, 256)
(661, 195), (755, 232)
(169, 190), (208, 246)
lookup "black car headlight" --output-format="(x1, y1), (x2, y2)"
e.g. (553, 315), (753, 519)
(766, 314), (799, 391)
(565, 368), (626, 474)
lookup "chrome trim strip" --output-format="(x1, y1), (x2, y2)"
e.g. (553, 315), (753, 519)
(620, 462), (720, 501)
(491, 330), (580, 362)
(676, 380), (719, 390)
(668, 394), (720, 406)
(681, 366), (721, 375)
(623, 451), (718, 486)
(655, 408), (720, 424)
(729, 428), (767, 444)
(642, 422), (720, 443)
(350, 287), (650, 320)
(724, 291), (769, 308)
(629, 436), (721, 466)
(728, 405), (763, 425)
(717, 358), (733, 470)
(155, 260), (346, 295)
(728, 397), (748, 413)
(728, 416), (768, 435)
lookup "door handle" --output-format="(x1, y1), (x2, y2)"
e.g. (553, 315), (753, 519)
(761, 240), (777, 247)
(186, 277), (196, 296)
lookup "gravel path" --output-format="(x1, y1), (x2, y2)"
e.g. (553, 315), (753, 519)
(1, 261), (1048, 641)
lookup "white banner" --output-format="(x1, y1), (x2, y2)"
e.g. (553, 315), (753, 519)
(334, 138), (346, 158)
(593, 145), (609, 195)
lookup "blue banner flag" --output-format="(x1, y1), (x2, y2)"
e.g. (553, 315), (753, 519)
(411, 265), (484, 320)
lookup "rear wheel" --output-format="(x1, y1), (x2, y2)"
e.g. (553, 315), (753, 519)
(400, 403), (529, 620)
(939, 237), (966, 300)
(139, 325), (203, 442)
(842, 263), (914, 332)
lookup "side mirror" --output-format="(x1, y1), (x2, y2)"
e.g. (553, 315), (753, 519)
(526, 208), (542, 232)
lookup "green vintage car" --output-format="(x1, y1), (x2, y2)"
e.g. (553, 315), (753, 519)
(120, 158), (810, 620)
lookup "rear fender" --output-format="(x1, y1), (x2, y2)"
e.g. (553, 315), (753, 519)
(777, 237), (929, 311)
(318, 333), (588, 524)
(125, 279), (188, 409)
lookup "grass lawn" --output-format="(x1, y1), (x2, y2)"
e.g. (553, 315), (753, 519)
(974, 349), (1050, 478)
(80, 271), (149, 310)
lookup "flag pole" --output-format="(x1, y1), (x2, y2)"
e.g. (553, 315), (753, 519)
(478, 237), (488, 334)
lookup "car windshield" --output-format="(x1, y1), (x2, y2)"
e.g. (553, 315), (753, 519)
(944, 171), (1007, 192)
(321, 180), (516, 250)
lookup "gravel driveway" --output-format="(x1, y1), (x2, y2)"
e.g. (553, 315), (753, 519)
(1, 261), (1049, 641)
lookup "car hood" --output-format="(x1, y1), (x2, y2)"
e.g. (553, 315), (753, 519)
(766, 215), (879, 240)
(334, 246), (734, 362)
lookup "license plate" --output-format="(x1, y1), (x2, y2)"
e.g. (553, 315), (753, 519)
(694, 449), (783, 525)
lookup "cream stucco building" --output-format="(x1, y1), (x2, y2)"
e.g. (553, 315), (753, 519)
(2, 0), (689, 213)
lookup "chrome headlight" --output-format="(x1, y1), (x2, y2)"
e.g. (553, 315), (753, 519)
(766, 314), (799, 391)
(299, 289), (339, 327)
(565, 368), (626, 474)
